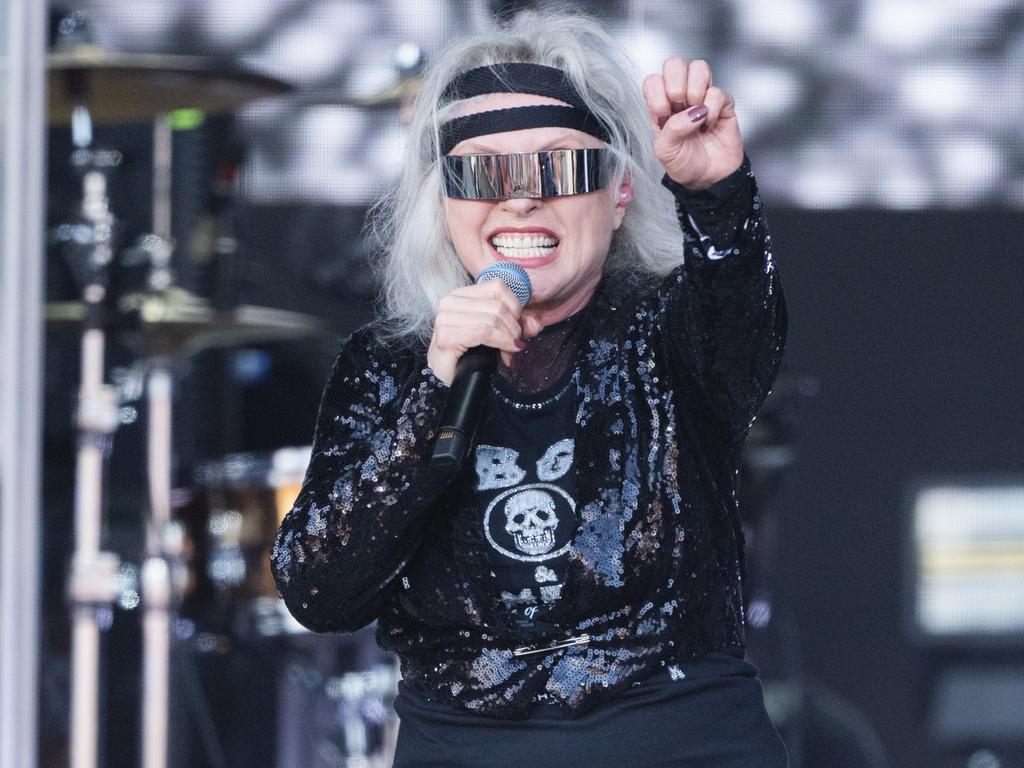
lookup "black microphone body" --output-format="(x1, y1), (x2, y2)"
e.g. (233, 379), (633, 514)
(430, 345), (496, 467)
(431, 261), (531, 468)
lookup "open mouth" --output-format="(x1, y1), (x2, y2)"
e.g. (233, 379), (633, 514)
(488, 232), (560, 262)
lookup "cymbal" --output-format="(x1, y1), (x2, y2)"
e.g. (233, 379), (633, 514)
(299, 76), (422, 109)
(48, 46), (293, 126)
(46, 288), (326, 356)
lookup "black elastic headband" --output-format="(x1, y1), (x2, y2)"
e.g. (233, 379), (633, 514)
(438, 63), (610, 155)
(439, 104), (609, 155)
(442, 63), (590, 109)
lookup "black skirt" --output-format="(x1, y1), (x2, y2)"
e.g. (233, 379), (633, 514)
(392, 645), (789, 768)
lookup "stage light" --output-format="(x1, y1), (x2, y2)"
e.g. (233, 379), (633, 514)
(790, 144), (862, 209)
(733, 0), (825, 50)
(900, 64), (975, 124)
(934, 134), (1005, 205)
(199, 0), (283, 50)
(861, 0), (952, 53)
(906, 478), (1024, 645)
(728, 65), (805, 139)
(245, 1), (383, 86)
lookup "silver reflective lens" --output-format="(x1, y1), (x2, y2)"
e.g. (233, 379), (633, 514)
(442, 148), (612, 200)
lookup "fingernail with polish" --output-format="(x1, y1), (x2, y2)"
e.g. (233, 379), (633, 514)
(688, 105), (709, 122)
(514, 339), (525, 350)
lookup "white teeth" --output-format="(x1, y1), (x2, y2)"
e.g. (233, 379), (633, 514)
(489, 233), (558, 260)
(490, 233), (558, 248)
(495, 245), (555, 258)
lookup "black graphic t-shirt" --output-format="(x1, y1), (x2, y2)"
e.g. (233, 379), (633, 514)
(470, 362), (579, 629)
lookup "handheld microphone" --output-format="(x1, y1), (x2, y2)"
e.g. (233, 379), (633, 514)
(431, 261), (532, 467)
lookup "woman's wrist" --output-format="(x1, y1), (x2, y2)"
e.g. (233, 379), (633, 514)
(425, 346), (455, 387)
(662, 153), (752, 208)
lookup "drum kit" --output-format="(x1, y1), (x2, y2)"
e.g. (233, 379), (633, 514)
(48, 22), (414, 768)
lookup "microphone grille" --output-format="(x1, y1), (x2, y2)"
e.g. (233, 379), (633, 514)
(476, 261), (532, 307)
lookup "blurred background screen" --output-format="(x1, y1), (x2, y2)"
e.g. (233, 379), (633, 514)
(910, 481), (1024, 643)
(62, 0), (1024, 210)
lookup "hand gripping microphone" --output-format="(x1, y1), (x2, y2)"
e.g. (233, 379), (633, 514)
(431, 261), (532, 467)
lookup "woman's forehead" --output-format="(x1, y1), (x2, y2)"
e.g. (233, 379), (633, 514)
(450, 91), (571, 117)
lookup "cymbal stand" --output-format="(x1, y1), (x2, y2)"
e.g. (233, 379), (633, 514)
(141, 361), (174, 768)
(66, 101), (123, 768)
(140, 114), (178, 768)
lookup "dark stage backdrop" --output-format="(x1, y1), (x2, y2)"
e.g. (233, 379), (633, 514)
(768, 206), (1024, 768)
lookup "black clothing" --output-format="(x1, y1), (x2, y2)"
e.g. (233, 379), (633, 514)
(493, 278), (589, 394)
(470, 334), (581, 634)
(270, 154), (788, 720)
(393, 645), (789, 767)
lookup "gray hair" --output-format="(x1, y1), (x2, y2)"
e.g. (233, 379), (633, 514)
(367, 5), (682, 347)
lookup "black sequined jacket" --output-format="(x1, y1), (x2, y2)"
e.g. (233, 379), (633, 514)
(271, 155), (786, 719)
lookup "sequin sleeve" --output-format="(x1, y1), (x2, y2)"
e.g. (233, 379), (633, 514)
(659, 154), (787, 435)
(270, 328), (456, 632)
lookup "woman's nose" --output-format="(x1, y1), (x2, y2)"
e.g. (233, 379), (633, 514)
(499, 195), (542, 214)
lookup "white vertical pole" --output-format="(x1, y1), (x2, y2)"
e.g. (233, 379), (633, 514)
(0, 1), (47, 768)
(141, 365), (173, 768)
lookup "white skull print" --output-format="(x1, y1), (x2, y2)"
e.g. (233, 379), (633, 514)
(504, 488), (559, 556)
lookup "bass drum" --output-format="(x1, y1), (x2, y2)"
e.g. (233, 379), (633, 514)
(176, 445), (311, 637)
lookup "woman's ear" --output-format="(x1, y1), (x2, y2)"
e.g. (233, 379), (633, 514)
(618, 182), (635, 206)
(611, 179), (634, 230)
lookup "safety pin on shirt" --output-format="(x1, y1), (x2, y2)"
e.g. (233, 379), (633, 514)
(512, 634), (591, 657)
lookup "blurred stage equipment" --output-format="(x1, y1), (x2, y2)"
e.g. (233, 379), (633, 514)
(48, 20), (315, 768)
(906, 479), (1024, 644)
(905, 478), (1024, 767)
(62, 79), (127, 768)
(48, 48), (292, 126)
(168, 623), (401, 768)
(47, 289), (323, 357)
(48, 17), (420, 766)
(273, 630), (401, 768)
(179, 446), (312, 635)
(297, 74), (423, 110)
(292, 41), (423, 113)
(167, 448), (403, 767)
(741, 374), (890, 768)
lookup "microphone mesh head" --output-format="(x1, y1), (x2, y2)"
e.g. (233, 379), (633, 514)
(476, 261), (532, 306)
